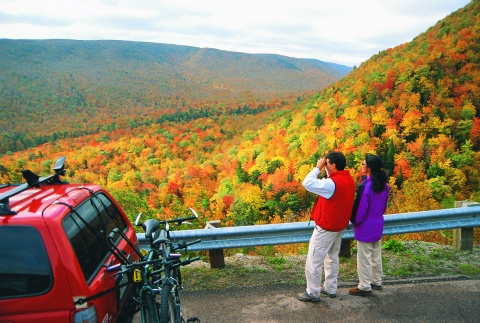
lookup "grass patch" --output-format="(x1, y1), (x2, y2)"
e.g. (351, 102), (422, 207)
(459, 264), (480, 275)
(383, 239), (405, 252)
(266, 255), (287, 266)
(266, 255), (289, 271)
(180, 241), (480, 291)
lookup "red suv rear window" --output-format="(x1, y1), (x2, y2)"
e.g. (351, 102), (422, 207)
(0, 226), (53, 298)
(63, 192), (128, 283)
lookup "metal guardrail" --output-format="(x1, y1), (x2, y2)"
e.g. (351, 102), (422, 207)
(137, 205), (480, 251)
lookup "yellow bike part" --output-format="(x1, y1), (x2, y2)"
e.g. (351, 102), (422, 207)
(133, 269), (142, 282)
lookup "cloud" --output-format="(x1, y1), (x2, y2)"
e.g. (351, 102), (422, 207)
(0, 11), (69, 27)
(0, 0), (471, 66)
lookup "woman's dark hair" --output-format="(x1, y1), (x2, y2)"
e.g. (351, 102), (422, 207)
(365, 154), (388, 193)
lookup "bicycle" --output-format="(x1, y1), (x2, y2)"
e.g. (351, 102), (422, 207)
(106, 208), (201, 323)
(135, 208), (201, 323)
(106, 222), (164, 323)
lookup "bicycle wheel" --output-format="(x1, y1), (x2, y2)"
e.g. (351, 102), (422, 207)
(172, 268), (185, 322)
(142, 290), (160, 323)
(174, 287), (185, 323)
(173, 267), (182, 288)
(160, 283), (176, 323)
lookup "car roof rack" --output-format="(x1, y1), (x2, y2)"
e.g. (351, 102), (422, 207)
(0, 156), (66, 216)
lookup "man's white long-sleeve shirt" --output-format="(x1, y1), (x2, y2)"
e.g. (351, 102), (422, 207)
(302, 167), (335, 199)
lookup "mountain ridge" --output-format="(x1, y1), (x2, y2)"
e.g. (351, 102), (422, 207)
(0, 38), (351, 153)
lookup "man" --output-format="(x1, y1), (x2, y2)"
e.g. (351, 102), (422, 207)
(297, 151), (355, 302)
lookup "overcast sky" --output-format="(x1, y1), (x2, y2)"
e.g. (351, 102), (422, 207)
(0, 0), (471, 66)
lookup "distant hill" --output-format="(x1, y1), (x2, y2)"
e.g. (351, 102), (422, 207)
(0, 39), (350, 153)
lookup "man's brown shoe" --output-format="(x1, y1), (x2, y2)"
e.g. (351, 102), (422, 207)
(349, 287), (372, 296)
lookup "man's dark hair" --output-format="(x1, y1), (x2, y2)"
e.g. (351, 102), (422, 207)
(325, 151), (347, 170)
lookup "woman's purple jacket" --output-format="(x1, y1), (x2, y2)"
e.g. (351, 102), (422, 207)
(352, 177), (390, 243)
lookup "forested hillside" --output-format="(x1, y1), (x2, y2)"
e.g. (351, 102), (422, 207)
(0, 39), (350, 153)
(1, 1), (479, 235)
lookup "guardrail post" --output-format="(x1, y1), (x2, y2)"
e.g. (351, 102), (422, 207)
(453, 201), (479, 251)
(205, 220), (225, 268)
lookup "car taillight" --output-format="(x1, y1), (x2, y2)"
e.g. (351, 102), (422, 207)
(73, 304), (98, 323)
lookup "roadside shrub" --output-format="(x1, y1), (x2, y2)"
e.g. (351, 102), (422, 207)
(383, 239), (405, 252)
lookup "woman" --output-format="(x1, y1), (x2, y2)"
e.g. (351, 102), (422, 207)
(349, 154), (390, 296)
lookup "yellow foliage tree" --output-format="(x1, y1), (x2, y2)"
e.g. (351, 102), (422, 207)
(388, 164), (440, 213)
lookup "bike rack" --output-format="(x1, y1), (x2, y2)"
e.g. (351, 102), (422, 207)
(0, 156), (66, 215)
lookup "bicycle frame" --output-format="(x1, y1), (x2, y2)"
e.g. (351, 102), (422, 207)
(138, 209), (201, 323)
(107, 229), (162, 323)
(108, 208), (201, 323)
(136, 264), (161, 322)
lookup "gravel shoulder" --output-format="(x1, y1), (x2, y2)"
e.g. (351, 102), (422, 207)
(134, 241), (480, 322)
(182, 241), (480, 292)
(178, 241), (480, 321)
(181, 277), (480, 323)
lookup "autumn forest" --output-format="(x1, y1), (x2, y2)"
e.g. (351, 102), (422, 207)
(1, 1), (479, 246)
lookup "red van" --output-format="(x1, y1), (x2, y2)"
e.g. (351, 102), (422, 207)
(0, 157), (140, 322)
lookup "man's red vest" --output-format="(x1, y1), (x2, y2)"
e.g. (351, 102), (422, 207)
(310, 170), (355, 232)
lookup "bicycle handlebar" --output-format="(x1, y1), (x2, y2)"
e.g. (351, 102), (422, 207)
(104, 257), (163, 274)
(151, 256), (200, 275)
(172, 239), (201, 252)
(105, 239), (201, 274)
(135, 208), (199, 227)
(180, 256), (200, 266)
(172, 256), (200, 269)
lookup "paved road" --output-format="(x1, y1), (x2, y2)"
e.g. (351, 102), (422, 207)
(180, 277), (480, 323)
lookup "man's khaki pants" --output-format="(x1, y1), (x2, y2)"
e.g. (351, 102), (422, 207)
(305, 226), (343, 297)
(356, 240), (383, 291)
